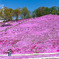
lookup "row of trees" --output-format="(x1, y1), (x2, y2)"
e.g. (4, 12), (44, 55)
(0, 7), (31, 21)
(0, 6), (59, 21)
(32, 6), (59, 17)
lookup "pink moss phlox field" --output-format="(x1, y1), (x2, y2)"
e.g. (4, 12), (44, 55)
(0, 15), (59, 55)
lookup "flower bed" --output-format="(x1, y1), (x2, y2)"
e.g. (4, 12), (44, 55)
(0, 15), (59, 58)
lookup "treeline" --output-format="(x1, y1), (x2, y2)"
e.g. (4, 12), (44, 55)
(0, 6), (59, 21)
(32, 6), (59, 17)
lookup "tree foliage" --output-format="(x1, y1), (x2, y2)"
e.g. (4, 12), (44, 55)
(21, 7), (29, 19)
(32, 6), (59, 17)
(13, 8), (21, 20)
(0, 6), (59, 22)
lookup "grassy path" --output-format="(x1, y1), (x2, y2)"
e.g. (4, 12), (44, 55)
(0, 52), (59, 56)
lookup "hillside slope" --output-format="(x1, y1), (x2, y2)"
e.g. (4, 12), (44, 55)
(0, 15), (59, 54)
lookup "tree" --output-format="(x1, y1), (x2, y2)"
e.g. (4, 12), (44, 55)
(39, 7), (46, 16)
(32, 7), (46, 17)
(50, 6), (57, 15)
(57, 7), (59, 15)
(4, 7), (13, 21)
(32, 12), (36, 18)
(0, 10), (2, 17)
(0, 7), (13, 21)
(21, 7), (29, 19)
(44, 7), (50, 15)
(0, 10), (3, 20)
(32, 8), (40, 17)
(13, 8), (21, 20)
(26, 11), (32, 18)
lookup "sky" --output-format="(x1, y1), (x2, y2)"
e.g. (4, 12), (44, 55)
(0, 0), (59, 11)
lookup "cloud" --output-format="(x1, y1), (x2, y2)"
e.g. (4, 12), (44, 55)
(0, 4), (4, 8)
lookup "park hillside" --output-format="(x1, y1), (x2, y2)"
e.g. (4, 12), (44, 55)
(0, 6), (59, 58)
(0, 14), (59, 54)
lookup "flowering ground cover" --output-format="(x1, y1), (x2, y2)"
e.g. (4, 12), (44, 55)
(0, 15), (59, 58)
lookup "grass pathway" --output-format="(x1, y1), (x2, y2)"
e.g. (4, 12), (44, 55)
(0, 52), (59, 56)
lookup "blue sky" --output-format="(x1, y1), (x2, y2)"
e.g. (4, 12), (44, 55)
(0, 0), (59, 11)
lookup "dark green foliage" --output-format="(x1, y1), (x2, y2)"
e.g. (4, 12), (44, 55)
(32, 6), (59, 17)
(0, 6), (59, 22)
(21, 7), (30, 19)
